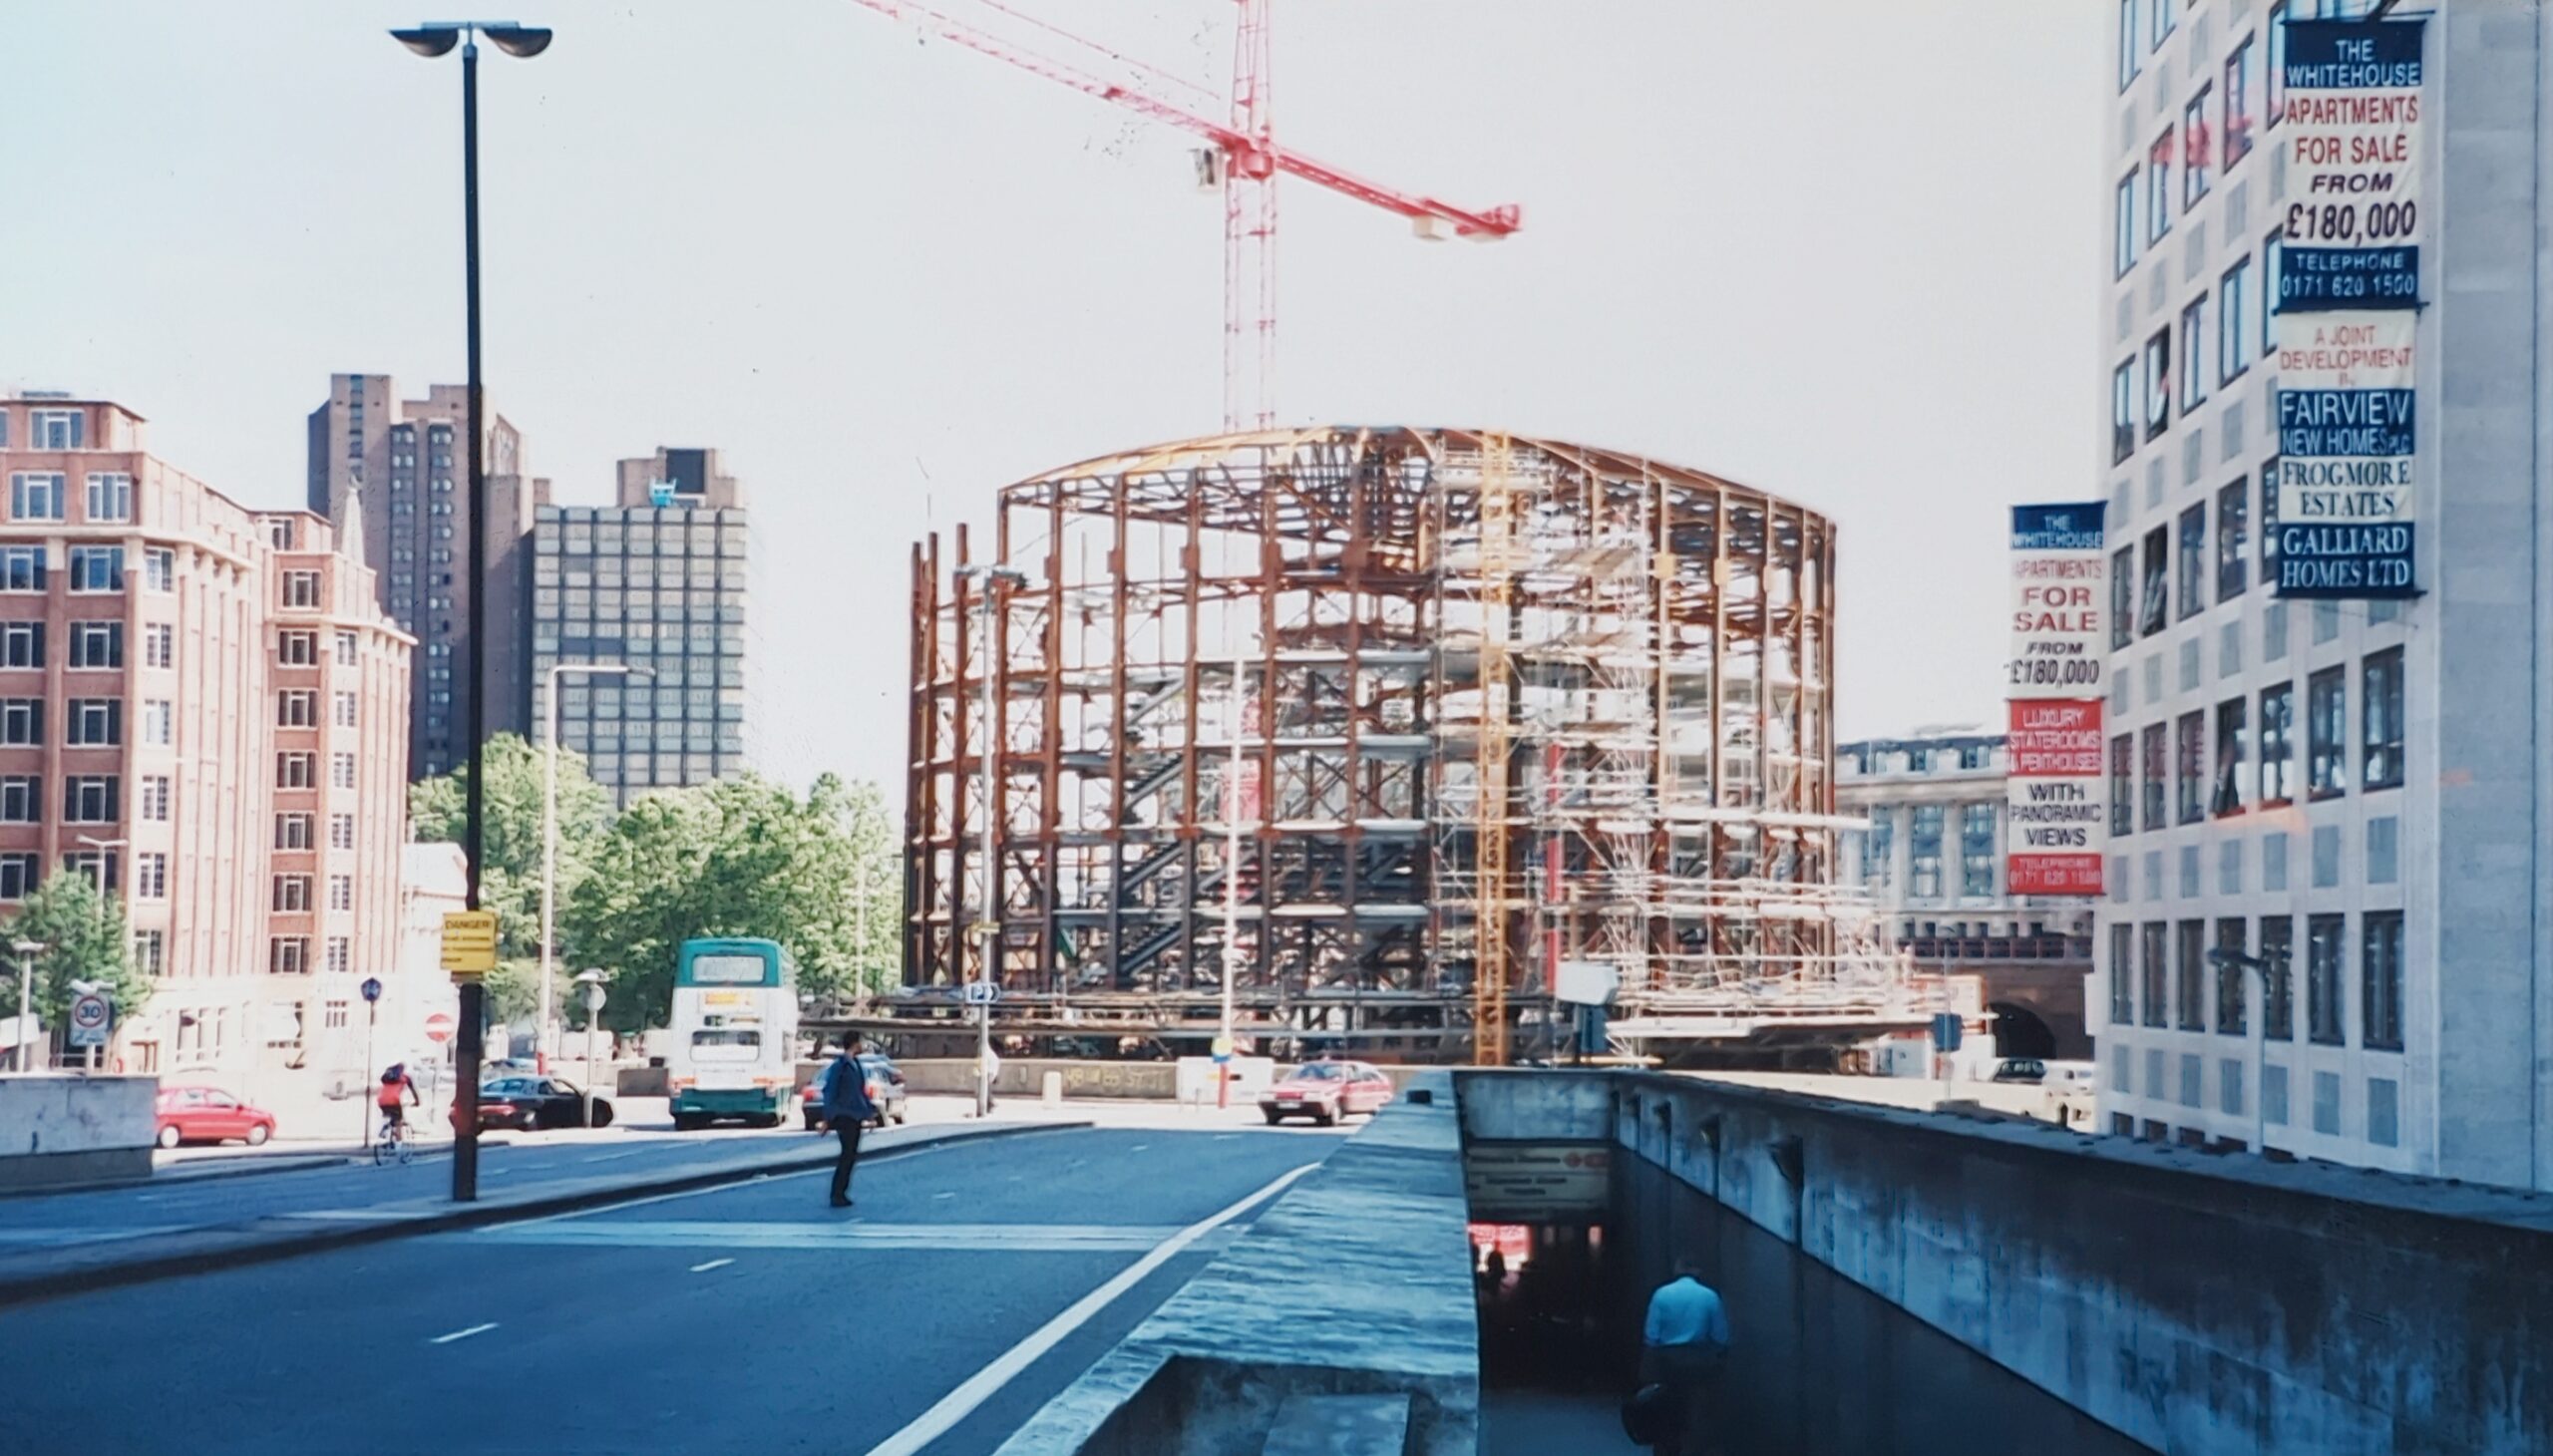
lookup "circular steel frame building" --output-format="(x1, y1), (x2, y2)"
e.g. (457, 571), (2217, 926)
(896, 427), (1913, 1063)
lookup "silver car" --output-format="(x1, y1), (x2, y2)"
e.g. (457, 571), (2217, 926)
(799, 1053), (909, 1130)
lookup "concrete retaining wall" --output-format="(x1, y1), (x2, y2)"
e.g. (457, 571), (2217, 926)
(1564, 1069), (2553, 1456)
(0, 1076), (156, 1190)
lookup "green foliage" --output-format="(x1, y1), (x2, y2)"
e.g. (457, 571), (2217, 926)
(9, 873), (147, 1031)
(410, 733), (612, 959)
(562, 773), (889, 1030)
(482, 957), (541, 1026)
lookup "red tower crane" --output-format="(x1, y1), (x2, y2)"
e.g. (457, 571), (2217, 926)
(850, 0), (1521, 429)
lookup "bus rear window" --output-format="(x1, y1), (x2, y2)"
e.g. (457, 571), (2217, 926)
(690, 1028), (762, 1062)
(688, 953), (768, 984)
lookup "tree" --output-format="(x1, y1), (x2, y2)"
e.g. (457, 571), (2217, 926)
(561, 774), (881, 1030)
(840, 779), (901, 998)
(9, 873), (147, 1036)
(411, 733), (612, 960)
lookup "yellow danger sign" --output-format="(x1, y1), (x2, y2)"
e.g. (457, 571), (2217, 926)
(441, 910), (500, 979)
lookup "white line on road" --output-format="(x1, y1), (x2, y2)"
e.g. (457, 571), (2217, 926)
(931, 1191), (955, 1200)
(579, 1149), (651, 1165)
(857, 1162), (1319, 1456)
(429, 1322), (499, 1345)
(689, 1258), (735, 1273)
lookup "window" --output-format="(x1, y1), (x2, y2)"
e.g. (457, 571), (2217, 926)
(335, 630), (359, 666)
(64, 775), (119, 823)
(2215, 918), (2249, 1035)
(325, 937), (351, 976)
(2146, 131), (2174, 243)
(0, 546), (44, 592)
(2140, 525), (2169, 636)
(273, 875), (311, 912)
(2262, 231), (2283, 359)
(2182, 87), (2213, 207)
(2177, 919), (2206, 1031)
(63, 850), (118, 894)
(0, 854), (37, 901)
(2266, 4), (2289, 133)
(0, 776), (34, 824)
(142, 699), (172, 747)
(1959, 804), (1996, 898)
(2363, 911), (2403, 1051)
(331, 753), (357, 790)
(9, 473), (65, 521)
(67, 546), (123, 592)
(1908, 804), (1944, 900)
(2143, 329), (2172, 442)
(329, 813), (355, 851)
(2363, 649), (2404, 791)
(139, 776), (171, 822)
(2141, 921), (2168, 1027)
(2110, 735), (2134, 836)
(68, 621), (121, 669)
(2306, 912), (2346, 1045)
(277, 753), (316, 790)
(2111, 362), (2137, 465)
(2307, 667), (2348, 799)
(275, 813), (313, 850)
(135, 853), (168, 900)
(68, 699), (121, 747)
(281, 570), (321, 609)
(134, 929), (164, 977)
(1865, 814), (1893, 889)
(2178, 297), (2208, 411)
(2212, 697), (2249, 817)
(2224, 34), (2259, 169)
(0, 621), (41, 669)
(328, 874), (354, 912)
(2118, 0), (2141, 89)
(2110, 546), (2135, 649)
(2114, 170), (2139, 277)
(2109, 923), (2134, 1025)
(333, 691), (358, 728)
(84, 473), (134, 524)
(145, 548), (174, 593)
(2149, 0), (2173, 51)
(29, 410), (84, 450)
(278, 691), (318, 729)
(270, 938), (310, 976)
(2219, 259), (2251, 386)
(324, 1000), (349, 1030)
(2141, 723), (2167, 832)
(277, 630), (318, 666)
(0, 699), (42, 746)
(2177, 503), (2206, 620)
(144, 622), (173, 669)
(2176, 712), (2205, 825)
(2216, 478), (2249, 600)
(2259, 683), (2296, 804)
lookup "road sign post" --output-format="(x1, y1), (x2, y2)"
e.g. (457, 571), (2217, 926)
(359, 979), (382, 1148)
(68, 992), (110, 1072)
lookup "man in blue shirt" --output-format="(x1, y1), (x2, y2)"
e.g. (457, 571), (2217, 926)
(1641, 1257), (1730, 1455)
(819, 1036), (881, 1209)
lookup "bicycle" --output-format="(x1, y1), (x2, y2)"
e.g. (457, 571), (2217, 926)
(373, 1111), (415, 1167)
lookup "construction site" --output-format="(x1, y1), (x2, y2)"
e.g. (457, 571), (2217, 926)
(883, 426), (1934, 1066)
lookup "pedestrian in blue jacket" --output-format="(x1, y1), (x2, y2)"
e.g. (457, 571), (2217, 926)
(820, 1035), (880, 1208)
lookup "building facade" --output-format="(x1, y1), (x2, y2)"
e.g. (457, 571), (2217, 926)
(529, 447), (752, 806)
(1838, 731), (2095, 1058)
(0, 393), (413, 1085)
(2097, 1), (2553, 1189)
(306, 374), (547, 779)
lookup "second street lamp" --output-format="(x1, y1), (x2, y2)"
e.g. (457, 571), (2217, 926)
(392, 17), (550, 1203)
(541, 662), (647, 1072)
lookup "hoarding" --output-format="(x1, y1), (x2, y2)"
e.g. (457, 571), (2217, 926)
(2006, 504), (2108, 696)
(2276, 21), (2423, 311)
(2006, 700), (2104, 897)
(2005, 503), (2105, 899)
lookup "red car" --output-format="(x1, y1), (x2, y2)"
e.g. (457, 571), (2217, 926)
(1259, 1060), (1394, 1126)
(155, 1086), (277, 1149)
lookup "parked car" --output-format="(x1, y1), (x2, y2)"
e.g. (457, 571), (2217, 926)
(799, 1053), (909, 1130)
(1259, 1060), (1394, 1126)
(473, 1076), (613, 1132)
(155, 1086), (277, 1149)
(1990, 1057), (2049, 1085)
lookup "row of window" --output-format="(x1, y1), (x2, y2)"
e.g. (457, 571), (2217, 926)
(2112, 462), (2283, 641)
(0, 774), (173, 824)
(5, 473), (135, 525)
(0, 409), (90, 451)
(0, 621), (176, 671)
(2108, 909), (2404, 1051)
(1854, 803), (2001, 900)
(276, 754), (365, 791)
(270, 874), (359, 913)
(2110, 238), (2283, 464)
(267, 936), (355, 976)
(275, 629), (367, 668)
(2109, 648), (2402, 833)
(2116, 18), (2267, 257)
(0, 543), (154, 594)
(0, 697), (173, 748)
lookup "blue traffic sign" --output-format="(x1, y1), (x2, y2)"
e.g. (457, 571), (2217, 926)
(360, 977), (383, 1003)
(1929, 1013), (1963, 1053)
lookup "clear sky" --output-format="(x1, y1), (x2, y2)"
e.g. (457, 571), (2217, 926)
(1, 0), (2105, 800)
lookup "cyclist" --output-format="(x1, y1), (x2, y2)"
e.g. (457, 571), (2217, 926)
(376, 1062), (419, 1143)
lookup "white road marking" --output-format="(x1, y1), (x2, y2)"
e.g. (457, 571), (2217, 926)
(429, 1322), (499, 1345)
(474, 1221), (1217, 1254)
(481, 1134), (985, 1231)
(579, 1149), (650, 1165)
(689, 1258), (735, 1273)
(1128, 1144), (1148, 1153)
(857, 1163), (1318, 1456)
(931, 1191), (955, 1200)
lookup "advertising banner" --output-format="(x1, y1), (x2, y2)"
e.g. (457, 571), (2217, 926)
(2275, 309), (2418, 597)
(2277, 21), (2424, 310)
(2006, 504), (2104, 898)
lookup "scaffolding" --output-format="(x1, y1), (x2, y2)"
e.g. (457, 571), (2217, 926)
(897, 427), (1921, 1063)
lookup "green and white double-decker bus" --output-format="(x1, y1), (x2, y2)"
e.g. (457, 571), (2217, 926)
(666, 937), (800, 1129)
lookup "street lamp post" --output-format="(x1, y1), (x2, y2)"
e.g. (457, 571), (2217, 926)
(541, 662), (646, 1073)
(392, 17), (552, 1203)
(11, 939), (46, 1073)
(955, 563), (1024, 1118)
(572, 968), (607, 1128)
(2208, 946), (2280, 1155)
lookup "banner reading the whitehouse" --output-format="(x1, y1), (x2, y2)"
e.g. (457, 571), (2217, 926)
(2274, 18), (2425, 599)
(2005, 504), (2105, 898)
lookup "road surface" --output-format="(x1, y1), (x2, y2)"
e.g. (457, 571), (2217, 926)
(0, 1127), (1338, 1456)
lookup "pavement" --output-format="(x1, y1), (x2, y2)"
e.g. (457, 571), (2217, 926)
(0, 1124), (1348, 1456)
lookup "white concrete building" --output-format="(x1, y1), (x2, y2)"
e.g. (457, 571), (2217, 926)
(2095, 0), (2553, 1190)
